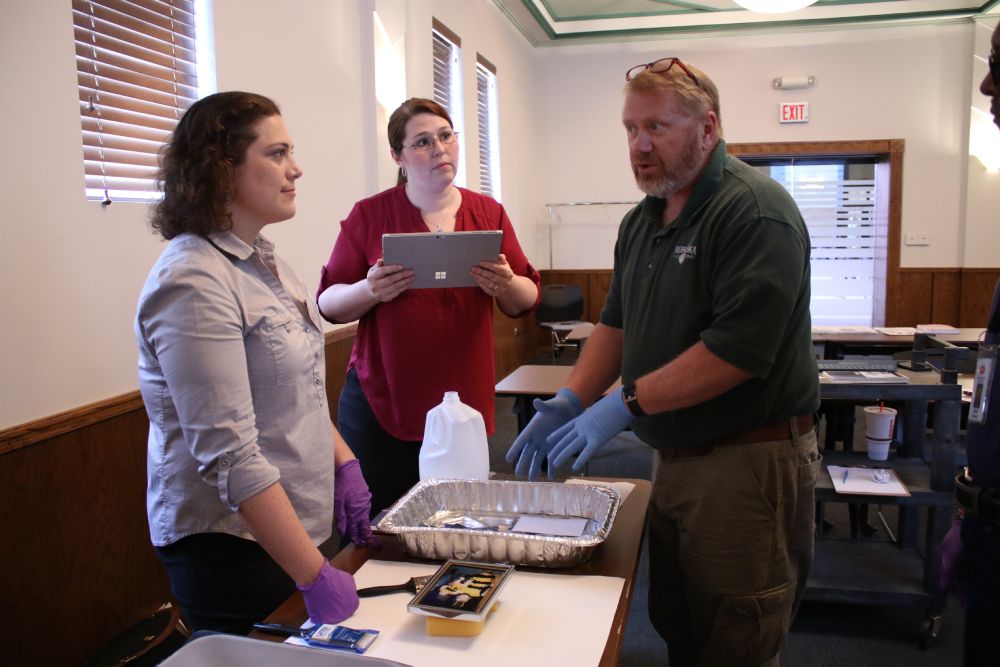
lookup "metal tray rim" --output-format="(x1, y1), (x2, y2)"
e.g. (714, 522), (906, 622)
(375, 478), (621, 546)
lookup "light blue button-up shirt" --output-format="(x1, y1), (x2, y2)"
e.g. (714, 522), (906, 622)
(136, 231), (334, 546)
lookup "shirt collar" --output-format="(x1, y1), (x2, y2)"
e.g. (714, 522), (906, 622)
(208, 230), (274, 260)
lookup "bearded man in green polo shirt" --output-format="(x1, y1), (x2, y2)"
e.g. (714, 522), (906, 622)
(508, 58), (821, 667)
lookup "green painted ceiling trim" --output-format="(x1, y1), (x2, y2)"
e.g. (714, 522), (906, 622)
(522, 0), (559, 39)
(533, 9), (977, 42)
(648, 1), (721, 12)
(538, 0), (719, 22)
(517, 0), (982, 42)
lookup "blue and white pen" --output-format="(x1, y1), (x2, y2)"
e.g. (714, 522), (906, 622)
(843, 468), (849, 484)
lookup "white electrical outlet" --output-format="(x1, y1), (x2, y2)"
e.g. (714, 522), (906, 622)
(904, 232), (930, 246)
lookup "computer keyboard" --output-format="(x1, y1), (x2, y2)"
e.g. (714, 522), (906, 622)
(816, 359), (898, 372)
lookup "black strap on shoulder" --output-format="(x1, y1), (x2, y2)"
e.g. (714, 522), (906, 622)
(205, 237), (239, 262)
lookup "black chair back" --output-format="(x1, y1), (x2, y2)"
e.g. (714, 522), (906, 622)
(536, 284), (584, 323)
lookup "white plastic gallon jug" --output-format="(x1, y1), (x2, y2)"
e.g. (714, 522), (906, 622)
(419, 391), (490, 480)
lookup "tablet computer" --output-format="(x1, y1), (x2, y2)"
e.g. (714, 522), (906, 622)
(382, 230), (503, 289)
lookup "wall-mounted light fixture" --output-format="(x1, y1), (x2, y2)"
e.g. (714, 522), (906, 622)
(734, 0), (819, 13)
(773, 75), (816, 90)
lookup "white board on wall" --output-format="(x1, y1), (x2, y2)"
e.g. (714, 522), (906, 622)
(545, 201), (636, 269)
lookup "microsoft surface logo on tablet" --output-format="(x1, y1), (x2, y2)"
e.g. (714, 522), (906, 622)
(435, 271), (447, 280)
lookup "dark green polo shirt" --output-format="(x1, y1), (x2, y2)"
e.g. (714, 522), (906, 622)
(601, 140), (819, 450)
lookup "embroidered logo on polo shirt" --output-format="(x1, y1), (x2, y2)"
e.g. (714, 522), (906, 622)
(673, 245), (697, 264)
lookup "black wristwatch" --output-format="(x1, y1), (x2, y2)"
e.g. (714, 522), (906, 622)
(622, 384), (645, 417)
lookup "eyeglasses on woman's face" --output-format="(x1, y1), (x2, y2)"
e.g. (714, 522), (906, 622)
(404, 129), (460, 152)
(625, 57), (704, 91)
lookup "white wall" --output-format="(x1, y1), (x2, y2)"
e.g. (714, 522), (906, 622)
(966, 18), (1000, 268)
(1, 3), (996, 429)
(211, 0), (371, 290)
(0, 0), (537, 429)
(388, 0), (541, 259)
(533, 22), (981, 270)
(1, 1), (173, 429)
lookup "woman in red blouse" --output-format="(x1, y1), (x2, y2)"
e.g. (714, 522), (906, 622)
(317, 98), (540, 515)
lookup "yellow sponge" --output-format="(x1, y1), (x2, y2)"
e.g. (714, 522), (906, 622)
(424, 602), (500, 636)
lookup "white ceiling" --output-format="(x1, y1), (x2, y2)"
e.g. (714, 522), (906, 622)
(494, 0), (1000, 45)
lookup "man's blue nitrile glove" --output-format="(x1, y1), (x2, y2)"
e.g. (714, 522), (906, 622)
(547, 390), (634, 473)
(505, 388), (582, 480)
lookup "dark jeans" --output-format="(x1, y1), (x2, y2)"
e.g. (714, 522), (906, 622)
(963, 514), (1000, 666)
(338, 367), (422, 517)
(155, 533), (294, 634)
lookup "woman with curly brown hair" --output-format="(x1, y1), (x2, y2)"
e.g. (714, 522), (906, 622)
(135, 91), (373, 634)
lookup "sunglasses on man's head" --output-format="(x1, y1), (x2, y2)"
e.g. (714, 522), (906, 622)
(625, 57), (705, 92)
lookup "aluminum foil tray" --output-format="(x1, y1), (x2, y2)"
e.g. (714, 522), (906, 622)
(375, 479), (620, 568)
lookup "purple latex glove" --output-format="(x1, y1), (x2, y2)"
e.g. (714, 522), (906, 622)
(939, 515), (967, 609)
(298, 561), (360, 624)
(547, 390), (634, 473)
(334, 459), (379, 547)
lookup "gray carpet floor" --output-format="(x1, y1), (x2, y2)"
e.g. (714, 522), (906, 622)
(489, 349), (965, 666)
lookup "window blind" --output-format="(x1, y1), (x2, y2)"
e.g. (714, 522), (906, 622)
(431, 21), (459, 116)
(73, 0), (199, 202)
(430, 18), (464, 188)
(476, 61), (494, 197)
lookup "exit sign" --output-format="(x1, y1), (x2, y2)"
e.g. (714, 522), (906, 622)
(779, 102), (809, 123)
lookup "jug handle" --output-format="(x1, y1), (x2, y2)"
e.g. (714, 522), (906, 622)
(426, 410), (441, 438)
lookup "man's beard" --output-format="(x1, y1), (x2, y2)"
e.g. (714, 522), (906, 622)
(633, 134), (701, 199)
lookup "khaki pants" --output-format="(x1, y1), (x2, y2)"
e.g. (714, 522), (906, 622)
(647, 426), (821, 667)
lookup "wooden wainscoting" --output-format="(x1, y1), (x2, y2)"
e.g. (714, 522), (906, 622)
(958, 269), (1000, 326)
(0, 326), (357, 667)
(894, 268), (1000, 327)
(493, 300), (541, 382)
(0, 398), (171, 667)
(536, 267), (999, 331)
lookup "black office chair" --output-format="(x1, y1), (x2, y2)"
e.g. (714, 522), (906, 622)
(536, 284), (586, 358)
